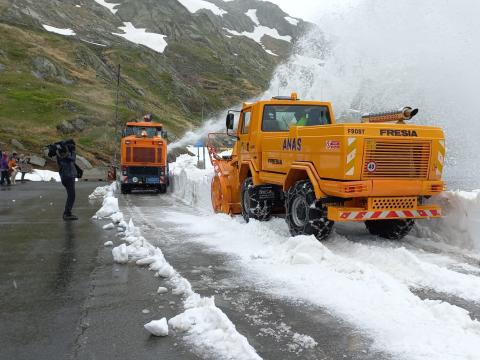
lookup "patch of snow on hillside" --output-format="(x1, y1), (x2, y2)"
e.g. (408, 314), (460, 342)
(224, 11), (291, 55)
(285, 16), (299, 26)
(81, 39), (107, 47)
(42, 25), (76, 36)
(178, 0), (227, 16)
(113, 22), (168, 53)
(246, 9), (260, 26)
(93, 0), (120, 14)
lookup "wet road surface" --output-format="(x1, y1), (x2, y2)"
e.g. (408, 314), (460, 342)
(0, 182), (200, 360)
(124, 193), (391, 360)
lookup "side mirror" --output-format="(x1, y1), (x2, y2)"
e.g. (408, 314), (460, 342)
(226, 113), (235, 130)
(162, 131), (169, 140)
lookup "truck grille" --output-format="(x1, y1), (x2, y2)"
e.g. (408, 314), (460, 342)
(133, 148), (155, 163)
(362, 140), (431, 179)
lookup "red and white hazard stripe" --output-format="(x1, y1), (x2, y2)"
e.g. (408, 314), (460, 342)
(339, 209), (441, 221)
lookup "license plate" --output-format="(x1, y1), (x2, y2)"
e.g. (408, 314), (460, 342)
(146, 177), (160, 184)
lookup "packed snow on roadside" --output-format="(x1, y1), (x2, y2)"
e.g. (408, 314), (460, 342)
(16, 169), (61, 182)
(167, 152), (480, 360)
(113, 22), (168, 53)
(89, 182), (261, 360)
(417, 190), (480, 252)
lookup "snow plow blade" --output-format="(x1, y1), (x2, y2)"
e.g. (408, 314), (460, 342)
(328, 204), (441, 222)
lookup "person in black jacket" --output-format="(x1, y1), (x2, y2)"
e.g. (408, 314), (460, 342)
(56, 144), (78, 221)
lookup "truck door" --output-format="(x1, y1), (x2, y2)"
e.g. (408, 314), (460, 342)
(239, 109), (252, 161)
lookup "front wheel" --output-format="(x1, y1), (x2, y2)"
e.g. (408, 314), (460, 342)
(365, 219), (415, 240)
(285, 180), (333, 241)
(241, 177), (272, 223)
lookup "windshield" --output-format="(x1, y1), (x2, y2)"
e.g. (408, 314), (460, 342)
(124, 126), (160, 137)
(262, 105), (331, 132)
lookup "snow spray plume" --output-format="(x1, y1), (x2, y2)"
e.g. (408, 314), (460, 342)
(266, 0), (480, 189)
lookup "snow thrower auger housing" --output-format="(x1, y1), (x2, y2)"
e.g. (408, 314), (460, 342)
(207, 93), (446, 240)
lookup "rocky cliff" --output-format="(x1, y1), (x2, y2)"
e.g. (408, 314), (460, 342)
(0, 0), (310, 164)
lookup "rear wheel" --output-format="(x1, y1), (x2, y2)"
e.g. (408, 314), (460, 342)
(121, 184), (131, 194)
(241, 177), (272, 223)
(365, 219), (415, 240)
(285, 180), (333, 241)
(158, 184), (167, 194)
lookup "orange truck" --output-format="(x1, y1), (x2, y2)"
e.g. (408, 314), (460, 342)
(120, 115), (168, 194)
(208, 93), (445, 240)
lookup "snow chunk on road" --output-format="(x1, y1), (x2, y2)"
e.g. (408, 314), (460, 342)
(93, 0), (120, 14)
(94, 196), (119, 218)
(157, 287), (168, 294)
(113, 22), (168, 53)
(291, 333), (317, 350)
(112, 244), (128, 264)
(104, 241), (114, 247)
(169, 296), (261, 360)
(102, 223), (115, 230)
(88, 185), (110, 200)
(145, 318), (169, 337)
(42, 25), (76, 36)
(178, 0), (226, 16)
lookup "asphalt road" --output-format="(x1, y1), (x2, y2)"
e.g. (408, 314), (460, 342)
(0, 182), (200, 360)
(124, 193), (391, 360)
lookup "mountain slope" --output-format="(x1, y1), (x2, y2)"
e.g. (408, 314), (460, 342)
(0, 0), (311, 164)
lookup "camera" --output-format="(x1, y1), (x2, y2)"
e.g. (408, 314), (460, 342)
(46, 139), (76, 158)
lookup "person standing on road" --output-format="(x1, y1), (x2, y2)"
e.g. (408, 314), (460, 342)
(0, 151), (11, 186)
(9, 152), (18, 185)
(56, 144), (78, 221)
(18, 154), (31, 183)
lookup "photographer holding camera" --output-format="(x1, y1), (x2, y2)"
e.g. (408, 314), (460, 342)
(48, 140), (82, 221)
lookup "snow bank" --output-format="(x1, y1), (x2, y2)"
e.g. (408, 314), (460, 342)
(90, 182), (260, 359)
(169, 295), (261, 360)
(92, 183), (121, 219)
(16, 169), (60, 182)
(170, 154), (214, 209)
(418, 190), (480, 252)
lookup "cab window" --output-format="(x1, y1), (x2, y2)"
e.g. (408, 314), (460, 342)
(262, 105), (331, 132)
(241, 111), (252, 134)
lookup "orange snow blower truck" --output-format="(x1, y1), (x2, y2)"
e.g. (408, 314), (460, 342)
(207, 93), (446, 240)
(120, 115), (169, 194)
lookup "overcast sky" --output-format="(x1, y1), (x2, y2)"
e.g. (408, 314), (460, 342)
(267, 0), (357, 22)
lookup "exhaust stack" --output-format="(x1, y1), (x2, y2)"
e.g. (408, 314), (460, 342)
(362, 107), (418, 123)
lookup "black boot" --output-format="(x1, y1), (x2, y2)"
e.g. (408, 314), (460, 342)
(63, 213), (79, 221)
